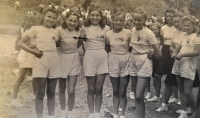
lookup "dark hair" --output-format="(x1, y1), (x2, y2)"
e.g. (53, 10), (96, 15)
(83, 6), (105, 30)
(62, 11), (80, 31)
(42, 7), (59, 28)
(164, 8), (175, 24)
(43, 7), (59, 17)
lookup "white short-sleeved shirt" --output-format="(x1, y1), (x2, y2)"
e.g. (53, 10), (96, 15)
(161, 25), (177, 45)
(179, 33), (200, 54)
(23, 30), (35, 45)
(57, 27), (80, 53)
(172, 29), (185, 44)
(130, 27), (157, 54)
(27, 26), (59, 51)
(82, 25), (110, 50)
(106, 28), (131, 55)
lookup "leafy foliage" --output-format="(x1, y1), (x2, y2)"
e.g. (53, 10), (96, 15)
(93, 0), (168, 16)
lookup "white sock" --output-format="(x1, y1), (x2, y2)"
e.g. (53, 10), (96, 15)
(154, 96), (158, 98)
(147, 92), (151, 95)
(113, 114), (118, 118)
(162, 103), (167, 107)
(48, 116), (55, 118)
(60, 110), (66, 117)
(89, 113), (95, 117)
(68, 110), (73, 115)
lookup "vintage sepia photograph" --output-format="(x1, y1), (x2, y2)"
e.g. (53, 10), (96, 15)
(0, 0), (200, 118)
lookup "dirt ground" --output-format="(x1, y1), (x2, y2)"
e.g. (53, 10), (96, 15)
(0, 3), (199, 118)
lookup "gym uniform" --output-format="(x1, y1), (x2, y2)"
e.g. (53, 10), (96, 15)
(27, 26), (61, 79)
(106, 28), (131, 77)
(82, 25), (110, 76)
(57, 27), (81, 78)
(129, 27), (157, 77)
(172, 33), (200, 80)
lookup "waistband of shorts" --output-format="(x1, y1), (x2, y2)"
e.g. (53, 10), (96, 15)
(60, 50), (78, 54)
(86, 48), (106, 51)
(86, 48), (105, 50)
(131, 52), (148, 55)
(39, 50), (57, 52)
(110, 52), (130, 55)
(163, 45), (170, 47)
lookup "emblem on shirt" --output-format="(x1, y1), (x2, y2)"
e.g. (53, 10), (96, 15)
(115, 37), (125, 42)
(137, 36), (144, 41)
(52, 36), (56, 41)
(186, 39), (190, 44)
(137, 36), (141, 41)
(95, 35), (104, 41)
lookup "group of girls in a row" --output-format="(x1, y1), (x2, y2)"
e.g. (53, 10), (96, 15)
(142, 8), (200, 118)
(12, 4), (200, 118)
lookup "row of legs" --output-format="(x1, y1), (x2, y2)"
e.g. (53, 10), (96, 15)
(145, 74), (196, 113)
(12, 68), (160, 118)
(13, 68), (147, 118)
(13, 68), (200, 118)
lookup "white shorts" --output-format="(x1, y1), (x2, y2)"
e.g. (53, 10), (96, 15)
(32, 51), (62, 79)
(17, 49), (35, 68)
(172, 57), (197, 80)
(108, 53), (130, 77)
(60, 51), (81, 78)
(129, 54), (152, 77)
(83, 49), (108, 76)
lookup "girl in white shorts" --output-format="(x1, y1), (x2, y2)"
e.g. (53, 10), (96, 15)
(11, 12), (42, 107)
(105, 10), (131, 118)
(171, 15), (200, 118)
(19, 7), (61, 118)
(129, 7), (162, 118)
(57, 11), (81, 118)
(79, 6), (110, 118)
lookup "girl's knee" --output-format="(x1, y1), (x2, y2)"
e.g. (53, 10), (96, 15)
(68, 89), (75, 96)
(113, 89), (119, 96)
(16, 76), (25, 84)
(46, 91), (55, 98)
(135, 92), (143, 102)
(95, 87), (103, 95)
(88, 87), (95, 95)
(135, 96), (143, 102)
(184, 89), (192, 96)
(59, 87), (66, 93)
(178, 86), (184, 93)
(155, 74), (161, 79)
(36, 92), (45, 100)
(119, 90), (127, 98)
